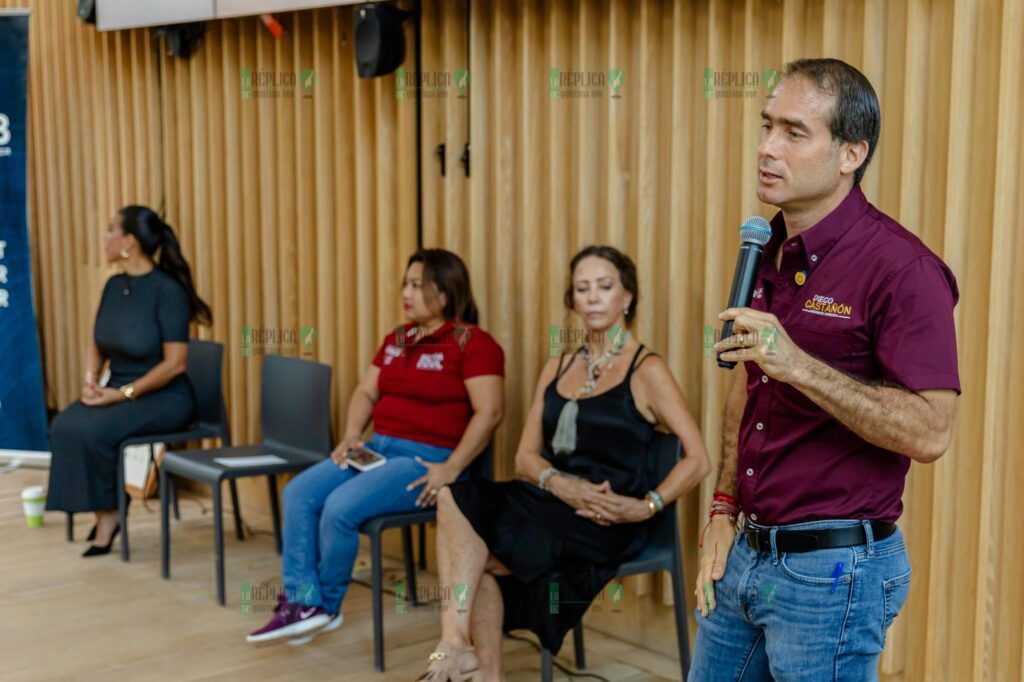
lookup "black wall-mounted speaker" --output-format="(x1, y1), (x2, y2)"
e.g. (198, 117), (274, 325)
(154, 22), (207, 60)
(354, 3), (409, 79)
(77, 0), (96, 24)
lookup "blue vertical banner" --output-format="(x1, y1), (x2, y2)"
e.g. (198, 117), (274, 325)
(0, 10), (49, 453)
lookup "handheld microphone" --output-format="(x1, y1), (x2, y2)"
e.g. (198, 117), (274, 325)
(717, 216), (773, 369)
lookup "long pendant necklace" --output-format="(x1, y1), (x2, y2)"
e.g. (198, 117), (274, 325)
(551, 330), (630, 455)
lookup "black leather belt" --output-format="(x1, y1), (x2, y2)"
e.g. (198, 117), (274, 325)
(744, 521), (896, 554)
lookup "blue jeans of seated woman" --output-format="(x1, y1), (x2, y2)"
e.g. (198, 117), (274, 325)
(688, 519), (912, 682)
(281, 433), (458, 614)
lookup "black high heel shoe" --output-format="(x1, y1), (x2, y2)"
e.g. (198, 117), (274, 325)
(87, 496), (130, 542)
(82, 525), (120, 557)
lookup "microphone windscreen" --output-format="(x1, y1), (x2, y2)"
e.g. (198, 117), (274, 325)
(740, 216), (772, 245)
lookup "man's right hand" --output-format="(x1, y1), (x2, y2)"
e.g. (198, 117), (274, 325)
(331, 435), (364, 467)
(695, 515), (737, 616)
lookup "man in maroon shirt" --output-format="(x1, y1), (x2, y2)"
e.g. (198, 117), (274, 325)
(689, 59), (960, 680)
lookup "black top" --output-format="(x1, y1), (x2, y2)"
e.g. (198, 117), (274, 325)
(94, 268), (191, 394)
(541, 344), (659, 498)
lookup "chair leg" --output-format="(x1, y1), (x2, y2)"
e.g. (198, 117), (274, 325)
(229, 479), (244, 540)
(66, 512), (74, 542)
(117, 447), (130, 562)
(213, 482), (225, 606)
(267, 475), (282, 555)
(417, 522), (427, 570)
(671, 566), (691, 679)
(540, 647), (554, 682)
(171, 479), (181, 520)
(402, 526), (419, 606)
(371, 531), (385, 672)
(160, 468), (171, 579)
(573, 621), (586, 669)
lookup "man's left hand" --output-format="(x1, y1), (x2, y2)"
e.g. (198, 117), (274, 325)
(714, 308), (806, 382)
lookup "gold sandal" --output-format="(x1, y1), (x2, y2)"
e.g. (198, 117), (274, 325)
(416, 641), (483, 681)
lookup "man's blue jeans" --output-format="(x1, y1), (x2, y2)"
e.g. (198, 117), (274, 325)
(689, 519), (912, 681)
(280, 433), (456, 614)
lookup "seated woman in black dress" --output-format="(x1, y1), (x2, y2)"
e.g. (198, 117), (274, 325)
(419, 245), (712, 680)
(46, 205), (212, 557)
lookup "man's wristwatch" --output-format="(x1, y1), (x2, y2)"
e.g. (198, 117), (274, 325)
(121, 384), (136, 401)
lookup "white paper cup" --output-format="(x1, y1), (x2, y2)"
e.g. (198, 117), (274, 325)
(21, 486), (46, 528)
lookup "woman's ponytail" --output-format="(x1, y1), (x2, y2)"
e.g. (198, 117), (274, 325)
(118, 205), (212, 326)
(156, 220), (213, 326)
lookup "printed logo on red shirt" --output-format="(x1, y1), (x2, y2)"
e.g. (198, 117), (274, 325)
(802, 294), (853, 320)
(382, 344), (403, 366)
(415, 352), (445, 371)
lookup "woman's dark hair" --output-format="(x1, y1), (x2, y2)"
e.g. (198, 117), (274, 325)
(118, 205), (213, 326)
(563, 245), (639, 326)
(781, 58), (880, 186)
(407, 249), (479, 325)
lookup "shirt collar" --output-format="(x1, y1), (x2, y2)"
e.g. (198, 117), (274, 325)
(761, 185), (869, 275)
(403, 320), (456, 345)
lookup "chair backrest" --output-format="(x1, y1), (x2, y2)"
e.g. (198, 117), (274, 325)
(464, 441), (494, 481)
(185, 339), (231, 444)
(646, 432), (684, 553)
(260, 355), (333, 458)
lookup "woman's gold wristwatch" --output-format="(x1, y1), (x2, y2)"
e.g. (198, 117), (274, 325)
(121, 384), (137, 401)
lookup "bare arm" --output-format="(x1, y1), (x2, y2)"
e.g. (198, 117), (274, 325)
(513, 357), (561, 484)
(410, 375), (504, 506)
(125, 342), (189, 396)
(714, 363), (748, 496)
(632, 355), (712, 504)
(341, 365), (381, 442)
(443, 375), (504, 475)
(788, 361), (956, 463)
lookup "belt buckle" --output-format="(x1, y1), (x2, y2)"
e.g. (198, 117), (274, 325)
(746, 526), (766, 553)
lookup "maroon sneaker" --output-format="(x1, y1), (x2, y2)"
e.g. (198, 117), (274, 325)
(246, 594), (331, 644)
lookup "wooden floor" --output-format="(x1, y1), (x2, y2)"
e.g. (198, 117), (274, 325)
(1, 467), (680, 681)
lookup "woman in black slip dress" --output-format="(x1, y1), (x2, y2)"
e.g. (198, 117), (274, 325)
(418, 245), (712, 681)
(46, 206), (212, 557)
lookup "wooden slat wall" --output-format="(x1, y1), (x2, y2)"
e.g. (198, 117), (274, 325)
(419, 0), (1024, 679)
(7, 0), (417, 544)
(8, 0), (1024, 679)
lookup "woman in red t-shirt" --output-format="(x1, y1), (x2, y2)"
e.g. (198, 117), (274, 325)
(247, 249), (505, 646)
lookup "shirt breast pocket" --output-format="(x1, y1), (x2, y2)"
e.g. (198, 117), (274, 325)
(787, 322), (856, 370)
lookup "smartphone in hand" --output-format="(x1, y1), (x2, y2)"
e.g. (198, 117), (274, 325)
(346, 446), (387, 472)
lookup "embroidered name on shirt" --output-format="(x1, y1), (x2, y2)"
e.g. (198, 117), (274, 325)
(802, 294), (853, 320)
(382, 344), (403, 365)
(416, 352), (445, 371)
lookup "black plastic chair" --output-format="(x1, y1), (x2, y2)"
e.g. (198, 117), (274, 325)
(359, 442), (494, 673)
(64, 340), (238, 562)
(160, 354), (333, 605)
(540, 432), (691, 681)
